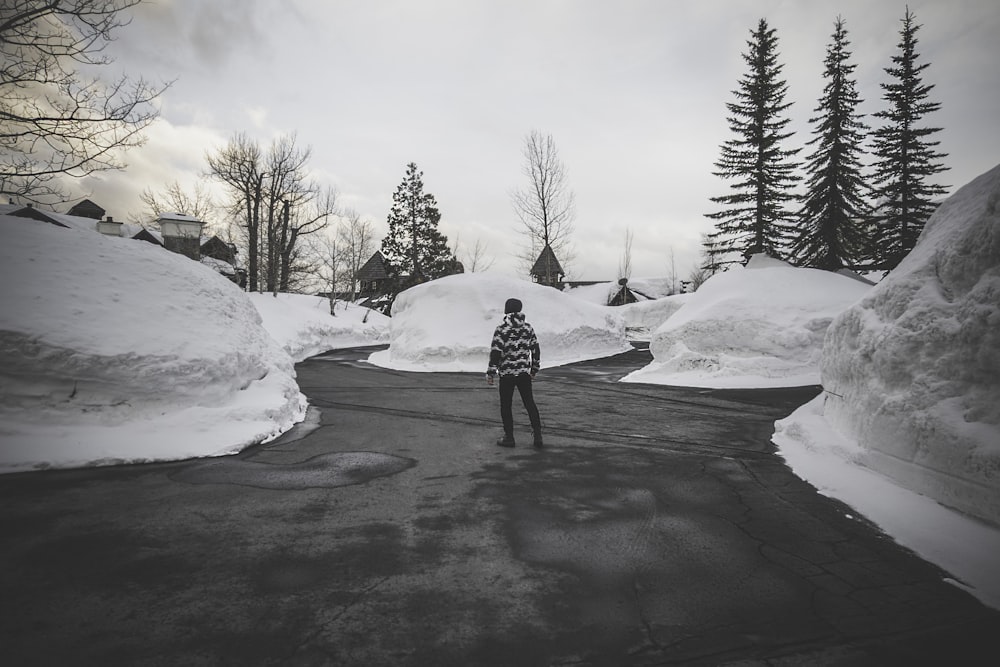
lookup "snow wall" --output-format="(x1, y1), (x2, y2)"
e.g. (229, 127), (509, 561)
(821, 163), (1000, 526)
(624, 255), (871, 387)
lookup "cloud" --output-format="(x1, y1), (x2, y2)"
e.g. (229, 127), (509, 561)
(72, 118), (228, 222)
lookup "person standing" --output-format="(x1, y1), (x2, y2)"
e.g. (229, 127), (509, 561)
(486, 298), (543, 448)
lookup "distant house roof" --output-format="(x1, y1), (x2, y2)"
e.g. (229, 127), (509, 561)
(67, 199), (105, 219)
(530, 244), (564, 280)
(132, 228), (164, 245)
(9, 206), (67, 226)
(158, 212), (202, 223)
(200, 235), (237, 264)
(357, 251), (389, 281)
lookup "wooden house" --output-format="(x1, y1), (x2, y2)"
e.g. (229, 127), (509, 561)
(530, 244), (564, 288)
(356, 251), (391, 298)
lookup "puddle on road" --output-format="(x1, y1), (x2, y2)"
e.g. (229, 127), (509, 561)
(172, 451), (415, 490)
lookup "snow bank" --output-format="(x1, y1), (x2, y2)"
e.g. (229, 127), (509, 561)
(810, 163), (1000, 526)
(249, 293), (389, 362)
(622, 255), (871, 387)
(565, 277), (677, 306)
(368, 273), (631, 372)
(617, 293), (692, 337)
(0, 216), (305, 472)
(564, 281), (618, 305)
(773, 395), (1000, 610)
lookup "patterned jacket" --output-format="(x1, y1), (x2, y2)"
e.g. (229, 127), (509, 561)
(487, 312), (540, 377)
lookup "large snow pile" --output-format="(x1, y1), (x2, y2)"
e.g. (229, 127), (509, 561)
(0, 216), (388, 473)
(564, 281), (619, 305)
(622, 255), (871, 387)
(779, 164), (1000, 528)
(368, 272), (631, 372)
(564, 276), (677, 306)
(617, 294), (692, 338)
(249, 293), (389, 362)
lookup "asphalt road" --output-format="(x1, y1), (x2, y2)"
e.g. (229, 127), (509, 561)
(1, 344), (998, 666)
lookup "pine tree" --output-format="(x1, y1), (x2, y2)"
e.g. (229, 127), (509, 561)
(791, 17), (870, 271)
(869, 7), (948, 271)
(705, 18), (801, 270)
(380, 162), (456, 289)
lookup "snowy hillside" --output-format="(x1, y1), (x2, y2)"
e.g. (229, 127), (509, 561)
(368, 273), (632, 372)
(0, 216), (388, 472)
(622, 255), (872, 387)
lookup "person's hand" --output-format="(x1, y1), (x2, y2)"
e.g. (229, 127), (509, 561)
(486, 374), (494, 386)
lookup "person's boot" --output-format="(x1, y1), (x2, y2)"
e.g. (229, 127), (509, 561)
(496, 433), (515, 448)
(532, 430), (543, 448)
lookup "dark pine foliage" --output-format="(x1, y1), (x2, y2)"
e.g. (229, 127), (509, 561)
(869, 8), (948, 271)
(791, 17), (870, 271)
(380, 162), (457, 289)
(705, 18), (801, 270)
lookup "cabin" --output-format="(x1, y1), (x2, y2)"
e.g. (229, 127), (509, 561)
(356, 251), (391, 298)
(530, 244), (565, 288)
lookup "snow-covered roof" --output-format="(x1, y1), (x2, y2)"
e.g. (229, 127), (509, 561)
(158, 212), (203, 223)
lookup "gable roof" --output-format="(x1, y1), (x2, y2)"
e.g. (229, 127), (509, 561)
(67, 199), (105, 219)
(357, 251), (389, 281)
(530, 244), (564, 278)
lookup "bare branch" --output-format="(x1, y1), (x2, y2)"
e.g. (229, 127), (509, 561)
(0, 0), (170, 204)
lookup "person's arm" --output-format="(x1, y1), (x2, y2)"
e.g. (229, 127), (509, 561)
(529, 327), (540, 377)
(487, 327), (503, 383)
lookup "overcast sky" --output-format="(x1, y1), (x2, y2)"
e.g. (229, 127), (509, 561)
(76, 0), (1000, 281)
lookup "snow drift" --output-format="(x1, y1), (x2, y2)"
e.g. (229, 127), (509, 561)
(368, 273), (631, 372)
(617, 294), (692, 338)
(0, 216), (306, 472)
(810, 163), (1000, 526)
(249, 293), (389, 362)
(622, 255), (871, 387)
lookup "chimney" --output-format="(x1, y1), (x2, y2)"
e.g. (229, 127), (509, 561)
(97, 215), (123, 237)
(158, 212), (205, 260)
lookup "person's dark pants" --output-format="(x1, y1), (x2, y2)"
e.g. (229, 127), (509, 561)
(499, 373), (542, 436)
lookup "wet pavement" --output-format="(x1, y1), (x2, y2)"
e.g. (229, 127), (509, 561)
(1, 344), (998, 666)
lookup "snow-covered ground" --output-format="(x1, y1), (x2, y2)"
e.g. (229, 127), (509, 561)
(775, 163), (1000, 610)
(368, 272), (632, 372)
(622, 254), (872, 387)
(0, 215), (387, 472)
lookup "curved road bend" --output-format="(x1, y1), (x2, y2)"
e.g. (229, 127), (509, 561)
(0, 344), (997, 665)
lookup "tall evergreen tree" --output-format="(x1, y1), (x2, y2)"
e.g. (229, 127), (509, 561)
(869, 7), (948, 271)
(381, 162), (456, 289)
(791, 17), (870, 270)
(705, 18), (801, 270)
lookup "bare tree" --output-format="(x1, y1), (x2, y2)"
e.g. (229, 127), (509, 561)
(207, 132), (335, 293)
(134, 180), (217, 227)
(274, 184), (338, 295)
(1, 0), (169, 204)
(617, 228), (634, 283)
(206, 133), (264, 290)
(509, 130), (575, 280)
(336, 209), (375, 300)
(312, 233), (340, 315)
(463, 237), (495, 272)
(666, 247), (679, 295)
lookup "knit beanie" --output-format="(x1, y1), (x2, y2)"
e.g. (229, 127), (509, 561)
(504, 298), (523, 314)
